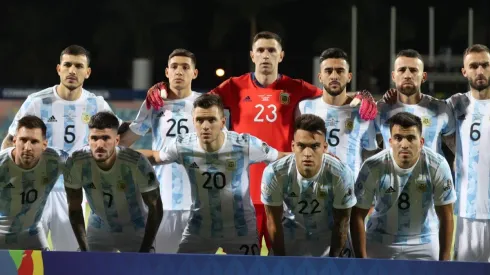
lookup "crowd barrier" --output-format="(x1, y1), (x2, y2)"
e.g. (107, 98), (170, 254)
(2, 250), (489, 275)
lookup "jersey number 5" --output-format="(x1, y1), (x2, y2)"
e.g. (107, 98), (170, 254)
(254, 104), (277, 122)
(65, 125), (75, 144)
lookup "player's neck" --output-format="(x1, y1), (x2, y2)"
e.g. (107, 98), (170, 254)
(200, 131), (225, 153)
(166, 86), (192, 100)
(398, 92), (422, 105)
(322, 89), (352, 106)
(254, 72), (279, 87)
(297, 166), (320, 179)
(56, 84), (83, 101)
(95, 151), (117, 171)
(395, 156), (419, 170)
(470, 88), (490, 100)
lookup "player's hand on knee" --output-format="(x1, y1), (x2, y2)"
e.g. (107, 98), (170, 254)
(145, 82), (168, 110)
(382, 88), (398, 105)
(350, 90), (378, 121)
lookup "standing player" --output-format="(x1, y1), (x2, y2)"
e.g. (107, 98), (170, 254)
(119, 49), (200, 253)
(0, 116), (67, 250)
(144, 31), (377, 250)
(64, 112), (163, 252)
(297, 48), (378, 176)
(376, 49), (455, 155)
(351, 112), (456, 260)
(447, 44), (490, 262)
(140, 94), (284, 254)
(261, 114), (355, 257)
(1, 45), (121, 251)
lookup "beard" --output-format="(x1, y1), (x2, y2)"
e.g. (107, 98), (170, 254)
(396, 84), (419, 97)
(468, 76), (490, 91)
(323, 83), (346, 97)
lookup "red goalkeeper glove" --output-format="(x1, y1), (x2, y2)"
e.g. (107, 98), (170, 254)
(382, 88), (398, 105)
(145, 82), (168, 110)
(350, 90), (378, 121)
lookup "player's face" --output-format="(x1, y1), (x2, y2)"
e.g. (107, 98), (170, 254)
(13, 127), (47, 169)
(89, 128), (120, 163)
(462, 51), (490, 91)
(165, 56), (198, 92)
(193, 106), (226, 144)
(389, 125), (424, 168)
(392, 56), (426, 97)
(292, 129), (327, 176)
(318, 58), (352, 96)
(57, 54), (91, 91)
(250, 39), (284, 75)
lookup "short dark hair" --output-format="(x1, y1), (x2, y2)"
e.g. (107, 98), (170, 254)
(168, 48), (197, 67)
(464, 44), (490, 58)
(319, 48), (350, 68)
(294, 114), (327, 137)
(193, 94), (225, 117)
(88, 112), (119, 131)
(16, 115), (47, 139)
(396, 49), (423, 60)
(252, 31), (283, 49)
(60, 45), (91, 66)
(388, 112), (423, 135)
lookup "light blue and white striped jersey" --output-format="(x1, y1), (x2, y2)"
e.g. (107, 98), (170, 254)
(0, 147), (66, 244)
(159, 130), (278, 239)
(129, 92), (200, 211)
(297, 97), (378, 176)
(261, 154), (355, 240)
(64, 146), (159, 233)
(355, 147), (456, 245)
(8, 86), (119, 190)
(375, 94), (455, 155)
(447, 92), (490, 219)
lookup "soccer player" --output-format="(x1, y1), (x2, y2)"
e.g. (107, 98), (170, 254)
(297, 48), (378, 176)
(144, 31), (377, 250)
(140, 94), (284, 254)
(351, 112), (456, 260)
(1, 45), (121, 251)
(0, 115), (67, 250)
(64, 112), (163, 252)
(376, 49), (455, 155)
(261, 114), (355, 257)
(447, 44), (490, 262)
(119, 49), (200, 253)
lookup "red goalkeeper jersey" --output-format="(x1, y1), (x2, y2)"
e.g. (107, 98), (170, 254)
(210, 73), (322, 204)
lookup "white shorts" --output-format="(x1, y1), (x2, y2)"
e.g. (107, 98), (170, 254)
(42, 188), (87, 251)
(0, 227), (49, 250)
(154, 210), (190, 253)
(455, 216), (490, 262)
(366, 239), (439, 260)
(177, 233), (260, 255)
(87, 225), (147, 252)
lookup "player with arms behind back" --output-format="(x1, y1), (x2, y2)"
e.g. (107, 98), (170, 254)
(119, 48), (200, 253)
(140, 94), (285, 254)
(2, 45), (121, 251)
(261, 114), (355, 257)
(144, 32), (377, 250)
(0, 116), (67, 250)
(64, 112), (163, 252)
(351, 112), (456, 260)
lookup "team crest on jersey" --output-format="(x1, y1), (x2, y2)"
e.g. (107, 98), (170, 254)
(416, 182), (427, 193)
(148, 172), (156, 185)
(345, 119), (354, 131)
(225, 159), (237, 170)
(279, 91), (290, 105)
(443, 179), (452, 191)
(117, 180), (127, 191)
(421, 116), (431, 127)
(317, 185), (327, 198)
(42, 176), (49, 185)
(82, 113), (91, 124)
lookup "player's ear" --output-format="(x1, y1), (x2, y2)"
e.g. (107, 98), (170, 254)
(391, 70), (396, 83)
(279, 50), (285, 63)
(250, 50), (255, 62)
(165, 67), (169, 79)
(85, 67), (91, 79)
(42, 138), (48, 150)
(291, 140), (294, 152)
(323, 141), (328, 153)
(347, 72), (353, 83)
(388, 137), (393, 147)
(115, 134), (120, 146)
(461, 67), (467, 77)
(193, 68), (198, 79)
(420, 137), (425, 147)
(56, 64), (61, 76)
(421, 72), (427, 83)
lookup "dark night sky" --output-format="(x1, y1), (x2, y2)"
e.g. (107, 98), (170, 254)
(2, 1), (489, 95)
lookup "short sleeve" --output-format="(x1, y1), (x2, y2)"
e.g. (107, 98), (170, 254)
(8, 96), (37, 136)
(260, 164), (283, 206)
(354, 161), (377, 209)
(248, 135), (279, 164)
(332, 165), (357, 209)
(135, 154), (160, 193)
(433, 158), (457, 206)
(63, 156), (82, 189)
(129, 100), (152, 136)
(158, 138), (181, 164)
(441, 102), (456, 136)
(361, 121), (378, 151)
